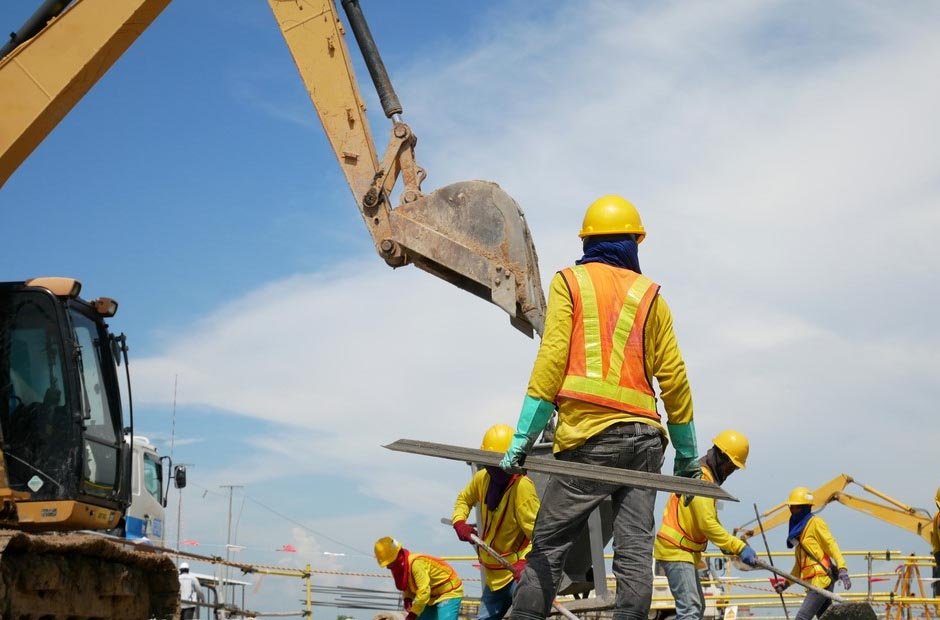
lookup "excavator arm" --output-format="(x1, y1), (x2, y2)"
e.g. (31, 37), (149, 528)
(0, 0), (547, 336)
(735, 474), (934, 545)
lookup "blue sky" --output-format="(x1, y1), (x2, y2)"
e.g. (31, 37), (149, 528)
(2, 0), (940, 617)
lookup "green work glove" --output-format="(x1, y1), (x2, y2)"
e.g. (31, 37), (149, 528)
(500, 395), (555, 472)
(668, 421), (702, 479)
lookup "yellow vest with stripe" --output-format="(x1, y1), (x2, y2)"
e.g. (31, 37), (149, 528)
(557, 263), (660, 419)
(405, 554), (463, 615)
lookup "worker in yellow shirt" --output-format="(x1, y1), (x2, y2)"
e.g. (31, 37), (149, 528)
(930, 487), (940, 597)
(654, 430), (758, 620)
(452, 424), (540, 620)
(771, 488), (851, 620)
(374, 537), (464, 620)
(500, 195), (702, 620)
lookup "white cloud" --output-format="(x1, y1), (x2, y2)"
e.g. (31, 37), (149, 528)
(136, 0), (940, 613)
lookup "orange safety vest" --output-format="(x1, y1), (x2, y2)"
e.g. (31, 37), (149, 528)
(557, 263), (660, 419)
(796, 519), (833, 581)
(656, 492), (708, 553)
(406, 554), (462, 600)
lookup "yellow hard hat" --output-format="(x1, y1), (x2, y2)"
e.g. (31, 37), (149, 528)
(786, 487), (814, 506)
(934, 486), (939, 511)
(712, 429), (749, 469)
(374, 536), (402, 567)
(579, 195), (646, 242)
(480, 424), (514, 453)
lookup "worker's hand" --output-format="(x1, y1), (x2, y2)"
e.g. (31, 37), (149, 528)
(404, 598), (413, 612)
(499, 434), (534, 472)
(770, 577), (788, 594)
(739, 545), (758, 567)
(838, 568), (851, 590)
(500, 396), (555, 472)
(453, 520), (478, 543)
(673, 456), (702, 479)
(512, 558), (527, 582)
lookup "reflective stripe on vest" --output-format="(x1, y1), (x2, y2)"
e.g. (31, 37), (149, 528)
(408, 554), (461, 599)
(797, 520), (832, 580)
(557, 264), (660, 418)
(656, 493), (708, 552)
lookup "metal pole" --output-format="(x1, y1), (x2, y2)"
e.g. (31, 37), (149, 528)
(220, 484), (242, 615)
(305, 563), (313, 618)
(754, 503), (790, 619)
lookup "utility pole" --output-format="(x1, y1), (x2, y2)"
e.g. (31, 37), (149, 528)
(220, 484), (243, 617)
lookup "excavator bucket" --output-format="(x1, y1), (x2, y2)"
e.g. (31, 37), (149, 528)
(388, 180), (546, 337)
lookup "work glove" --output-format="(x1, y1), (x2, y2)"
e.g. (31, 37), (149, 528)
(453, 520), (478, 543)
(739, 545), (758, 567)
(838, 568), (852, 590)
(770, 577), (788, 594)
(404, 598), (413, 612)
(667, 421), (701, 479)
(499, 396), (555, 472)
(511, 558), (527, 582)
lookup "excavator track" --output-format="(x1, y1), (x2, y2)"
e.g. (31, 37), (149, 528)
(0, 530), (179, 620)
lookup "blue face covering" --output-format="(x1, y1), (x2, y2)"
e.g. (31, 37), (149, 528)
(577, 235), (641, 273)
(787, 506), (813, 548)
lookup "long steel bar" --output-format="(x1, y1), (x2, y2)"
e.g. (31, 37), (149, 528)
(384, 439), (737, 501)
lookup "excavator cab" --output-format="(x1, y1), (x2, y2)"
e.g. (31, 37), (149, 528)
(0, 277), (129, 530)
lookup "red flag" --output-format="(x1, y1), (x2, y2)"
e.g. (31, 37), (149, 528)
(277, 544), (297, 553)
(181, 539), (200, 546)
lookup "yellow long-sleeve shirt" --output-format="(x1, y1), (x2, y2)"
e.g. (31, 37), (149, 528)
(452, 470), (540, 591)
(653, 466), (745, 565)
(405, 554), (464, 616)
(789, 516), (846, 589)
(528, 271), (694, 452)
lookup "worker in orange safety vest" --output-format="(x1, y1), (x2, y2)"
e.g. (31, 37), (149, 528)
(374, 537), (464, 620)
(452, 424), (540, 620)
(653, 430), (758, 620)
(771, 487), (851, 620)
(500, 195), (703, 620)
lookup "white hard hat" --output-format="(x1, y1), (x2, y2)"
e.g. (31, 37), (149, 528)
(180, 562), (190, 571)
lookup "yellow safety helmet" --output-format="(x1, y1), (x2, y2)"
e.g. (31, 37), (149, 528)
(579, 195), (646, 242)
(786, 487), (815, 506)
(374, 536), (402, 567)
(712, 429), (749, 469)
(480, 424), (514, 453)
(934, 486), (939, 511)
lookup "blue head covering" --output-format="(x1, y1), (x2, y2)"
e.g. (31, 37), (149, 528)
(576, 235), (641, 272)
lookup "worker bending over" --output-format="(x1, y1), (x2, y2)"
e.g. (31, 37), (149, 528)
(930, 487), (940, 597)
(654, 430), (758, 620)
(375, 537), (464, 620)
(501, 195), (702, 620)
(452, 424), (540, 620)
(772, 487), (851, 620)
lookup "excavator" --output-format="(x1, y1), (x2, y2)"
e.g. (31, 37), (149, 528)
(734, 474), (936, 546)
(0, 0), (546, 617)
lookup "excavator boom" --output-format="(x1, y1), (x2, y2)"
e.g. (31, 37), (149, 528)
(268, 0), (545, 335)
(736, 474), (934, 545)
(1, 0), (546, 336)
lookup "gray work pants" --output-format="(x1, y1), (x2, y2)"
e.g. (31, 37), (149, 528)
(794, 580), (834, 620)
(660, 561), (705, 620)
(511, 422), (664, 620)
